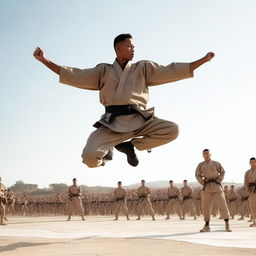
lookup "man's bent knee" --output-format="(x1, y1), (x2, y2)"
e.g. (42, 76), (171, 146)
(81, 153), (101, 168)
(165, 122), (179, 142)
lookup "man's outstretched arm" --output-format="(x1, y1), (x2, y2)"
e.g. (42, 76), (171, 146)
(190, 52), (215, 73)
(33, 47), (60, 75)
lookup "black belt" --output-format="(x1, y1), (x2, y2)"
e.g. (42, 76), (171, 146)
(249, 183), (256, 193)
(203, 179), (220, 190)
(183, 196), (192, 201)
(168, 196), (178, 200)
(105, 105), (150, 124)
(116, 198), (125, 202)
(139, 195), (147, 199)
(229, 198), (237, 202)
(241, 196), (248, 201)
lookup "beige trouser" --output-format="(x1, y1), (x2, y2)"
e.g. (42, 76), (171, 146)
(241, 200), (249, 217)
(114, 201), (129, 218)
(202, 191), (230, 221)
(137, 198), (155, 218)
(67, 197), (85, 216)
(0, 201), (6, 224)
(82, 117), (178, 167)
(182, 199), (196, 218)
(166, 199), (182, 217)
(194, 199), (202, 216)
(229, 200), (237, 217)
(248, 193), (256, 220)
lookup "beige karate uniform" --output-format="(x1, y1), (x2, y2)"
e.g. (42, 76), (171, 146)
(194, 189), (202, 216)
(195, 160), (230, 221)
(67, 185), (85, 217)
(166, 186), (182, 218)
(239, 187), (250, 218)
(228, 190), (238, 218)
(59, 60), (193, 167)
(244, 168), (256, 220)
(181, 185), (196, 218)
(0, 182), (7, 224)
(137, 186), (155, 219)
(113, 187), (129, 219)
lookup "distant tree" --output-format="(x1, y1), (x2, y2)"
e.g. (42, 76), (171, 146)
(10, 180), (38, 192)
(49, 183), (68, 192)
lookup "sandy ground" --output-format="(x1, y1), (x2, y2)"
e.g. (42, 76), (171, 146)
(0, 216), (256, 256)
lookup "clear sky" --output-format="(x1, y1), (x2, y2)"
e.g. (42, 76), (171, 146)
(1, 0), (255, 188)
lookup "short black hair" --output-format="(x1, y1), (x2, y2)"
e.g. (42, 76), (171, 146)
(141, 179), (145, 183)
(73, 178), (76, 181)
(114, 34), (132, 49)
(203, 149), (210, 153)
(183, 179), (187, 182)
(118, 181), (122, 185)
(250, 157), (256, 161)
(169, 180), (173, 183)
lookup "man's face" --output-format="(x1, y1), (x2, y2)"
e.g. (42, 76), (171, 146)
(115, 38), (135, 61)
(183, 180), (187, 186)
(169, 181), (173, 186)
(118, 183), (122, 188)
(73, 179), (77, 186)
(203, 151), (211, 161)
(141, 180), (145, 186)
(250, 160), (256, 169)
(231, 186), (234, 191)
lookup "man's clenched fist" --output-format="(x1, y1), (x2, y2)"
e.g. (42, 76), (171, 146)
(33, 47), (45, 62)
(204, 52), (215, 62)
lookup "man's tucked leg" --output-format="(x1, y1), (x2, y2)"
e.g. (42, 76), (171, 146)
(132, 117), (179, 151)
(82, 127), (133, 168)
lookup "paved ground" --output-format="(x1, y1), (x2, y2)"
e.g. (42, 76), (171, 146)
(0, 216), (256, 256)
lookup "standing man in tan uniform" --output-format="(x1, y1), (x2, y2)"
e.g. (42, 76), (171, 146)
(67, 178), (85, 221)
(237, 186), (249, 220)
(136, 180), (155, 220)
(244, 157), (256, 227)
(0, 177), (7, 225)
(195, 149), (231, 232)
(165, 180), (182, 220)
(33, 34), (215, 167)
(181, 180), (196, 220)
(113, 181), (129, 220)
(228, 185), (238, 219)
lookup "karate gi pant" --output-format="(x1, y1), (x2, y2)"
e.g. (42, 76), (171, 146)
(114, 201), (129, 218)
(166, 199), (182, 218)
(241, 200), (250, 218)
(0, 200), (6, 224)
(182, 199), (196, 218)
(137, 199), (155, 218)
(82, 117), (178, 168)
(202, 191), (230, 221)
(248, 193), (256, 220)
(67, 197), (85, 217)
(229, 200), (237, 218)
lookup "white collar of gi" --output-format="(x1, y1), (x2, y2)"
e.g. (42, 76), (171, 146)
(113, 59), (131, 80)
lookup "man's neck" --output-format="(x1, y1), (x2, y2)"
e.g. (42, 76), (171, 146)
(116, 57), (129, 70)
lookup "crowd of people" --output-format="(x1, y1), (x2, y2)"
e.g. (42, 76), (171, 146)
(1, 151), (255, 233)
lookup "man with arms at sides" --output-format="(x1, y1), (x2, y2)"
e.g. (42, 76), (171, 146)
(195, 149), (231, 232)
(165, 180), (182, 220)
(113, 181), (129, 221)
(244, 157), (256, 227)
(33, 34), (214, 167)
(67, 178), (85, 221)
(136, 180), (155, 221)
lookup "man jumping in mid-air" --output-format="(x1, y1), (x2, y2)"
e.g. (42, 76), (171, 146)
(33, 34), (214, 168)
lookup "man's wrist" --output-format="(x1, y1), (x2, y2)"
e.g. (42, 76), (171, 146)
(40, 57), (48, 64)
